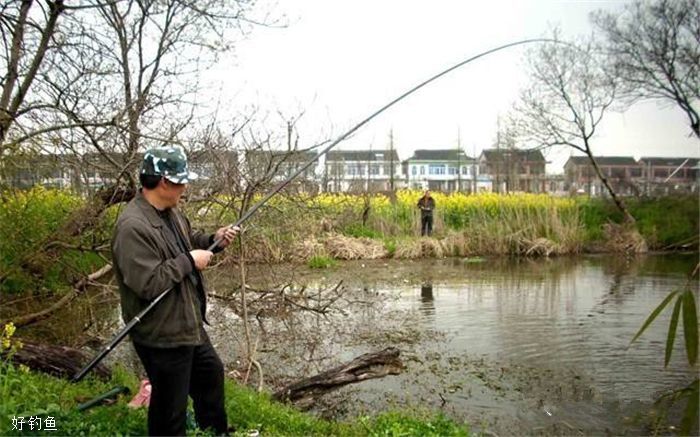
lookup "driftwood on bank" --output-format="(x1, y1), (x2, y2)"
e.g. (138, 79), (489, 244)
(1, 340), (111, 380)
(272, 347), (403, 409)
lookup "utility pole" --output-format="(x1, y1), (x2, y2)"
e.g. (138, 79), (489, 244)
(389, 129), (395, 192)
(366, 144), (372, 193)
(495, 116), (501, 193)
(456, 126), (462, 193)
(473, 143), (477, 194)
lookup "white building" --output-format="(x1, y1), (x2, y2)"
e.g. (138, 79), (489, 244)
(403, 149), (478, 192)
(323, 150), (402, 192)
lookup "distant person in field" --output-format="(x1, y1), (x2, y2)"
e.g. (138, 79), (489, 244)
(417, 190), (435, 236)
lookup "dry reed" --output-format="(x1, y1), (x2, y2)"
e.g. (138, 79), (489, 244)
(290, 237), (327, 262)
(323, 233), (388, 260)
(602, 222), (648, 253)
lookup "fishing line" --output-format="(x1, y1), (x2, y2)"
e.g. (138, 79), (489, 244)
(74, 37), (564, 383)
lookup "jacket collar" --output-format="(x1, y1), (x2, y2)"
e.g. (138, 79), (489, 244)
(134, 190), (185, 259)
(134, 189), (166, 228)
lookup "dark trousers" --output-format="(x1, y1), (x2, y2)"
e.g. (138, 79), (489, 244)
(134, 336), (227, 436)
(421, 215), (433, 236)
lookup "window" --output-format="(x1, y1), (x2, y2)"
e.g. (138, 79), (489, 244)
(461, 166), (468, 175)
(412, 166), (417, 176)
(611, 168), (625, 178)
(346, 164), (365, 176)
(420, 166), (425, 175)
(630, 168), (641, 177)
(448, 166), (457, 175)
(653, 168), (668, 178)
(369, 164), (380, 175)
(429, 164), (445, 175)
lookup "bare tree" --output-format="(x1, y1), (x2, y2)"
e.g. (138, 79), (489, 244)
(592, 0), (700, 139)
(69, 0), (263, 188)
(514, 36), (636, 223)
(0, 0), (271, 293)
(0, 0), (67, 153)
(493, 116), (519, 194)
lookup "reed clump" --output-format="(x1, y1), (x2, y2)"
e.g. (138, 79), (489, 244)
(601, 222), (648, 253)
(323, 233), (388, 260)
(291, 237), (327, 262)
(394, 237), (447, 259)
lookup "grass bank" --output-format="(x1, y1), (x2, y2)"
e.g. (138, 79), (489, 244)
(197, 190), (698, 262)
(1, 188), (697, 293)
(0, 362), (468, 436)
(1, 314), (467, 436)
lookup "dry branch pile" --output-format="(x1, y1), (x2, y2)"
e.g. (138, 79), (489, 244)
(323, 234), (388, 260)
(290, 238), (326, 261)
(521, 238), (562, 257)
(602, 222), (648, 253)
(394, 237), (446, 259)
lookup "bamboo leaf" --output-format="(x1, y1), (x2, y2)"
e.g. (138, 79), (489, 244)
(665, 297), (683, 367)
(629, 290), (679, 347)
(682, 289), (698, 366)
(679, 379), (699, 436)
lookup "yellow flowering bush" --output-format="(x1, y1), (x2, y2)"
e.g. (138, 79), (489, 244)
(0, 186), (109, 294)
(1, 322), (21, 354)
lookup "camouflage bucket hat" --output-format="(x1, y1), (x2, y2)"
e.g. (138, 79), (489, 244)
(141, 145), (198, 184)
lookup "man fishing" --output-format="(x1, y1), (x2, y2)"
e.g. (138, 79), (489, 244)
(77, 39), (558, 426)
(417, 189), (436, 236)
(111, 146), (238, 436)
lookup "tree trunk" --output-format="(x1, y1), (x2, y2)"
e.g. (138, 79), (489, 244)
(1, 340), (111, 380)
(586, 152), (636, 224)
(272, 347), (403, 409)
(10, 264), (113, 327)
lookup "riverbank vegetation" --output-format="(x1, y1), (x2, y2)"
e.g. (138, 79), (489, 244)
(1, 323), (467, 436)
(1, 187), (697, 294)
(0, 365), (467, 436)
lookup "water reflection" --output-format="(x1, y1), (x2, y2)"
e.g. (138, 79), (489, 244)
(419, 282), (434, 317)
(20, 254), (698, 436)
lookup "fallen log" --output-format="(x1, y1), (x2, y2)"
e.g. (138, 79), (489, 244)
(1, 340), (111, 380)
(272, 347), (403, 409)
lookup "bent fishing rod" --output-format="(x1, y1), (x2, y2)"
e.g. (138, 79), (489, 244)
(73, 37), (558, 382)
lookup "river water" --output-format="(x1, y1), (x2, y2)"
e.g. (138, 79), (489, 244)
(205, 254), (698, 435)
(9, 253), (698, 435)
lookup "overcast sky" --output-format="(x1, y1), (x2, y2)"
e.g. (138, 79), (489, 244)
(206, 0), (699, 173)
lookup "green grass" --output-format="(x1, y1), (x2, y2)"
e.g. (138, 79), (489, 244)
(629, 196), (699, 248)
(0, 362), (469, 436)
(342, 223), (383, 239)
(308, 255), (337, 269)
(578, 196), (699, 249)
(383, 239), (397, 257)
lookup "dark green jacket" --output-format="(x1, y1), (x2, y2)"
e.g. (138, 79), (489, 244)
(417, 196), (435, 217)
(111, 191), (213, 348)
